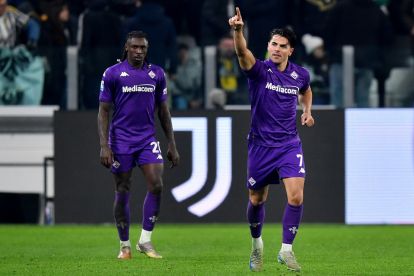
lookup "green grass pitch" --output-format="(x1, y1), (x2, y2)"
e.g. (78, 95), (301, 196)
(1, 224), (413, 275)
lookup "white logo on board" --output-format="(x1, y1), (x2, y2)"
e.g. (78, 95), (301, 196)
(171, 118), (232, 217)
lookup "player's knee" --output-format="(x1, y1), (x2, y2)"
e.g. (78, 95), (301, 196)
(114, 173), (132, 193)
(115, 180), (131, 193)
(249, 197), (266, 206)
(116, 185), (130, 193)
(149, 180), (163, 194)
(249, 191), (267, 205)
(288, 193), (303, 206)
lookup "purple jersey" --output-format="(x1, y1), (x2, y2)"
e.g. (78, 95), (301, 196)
(99, 60), (167, 154)
(244, 59), (310, 147)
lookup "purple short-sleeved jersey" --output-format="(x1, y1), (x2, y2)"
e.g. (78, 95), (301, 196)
(244, 59), (310, 147)
(99, 60), (167, 154)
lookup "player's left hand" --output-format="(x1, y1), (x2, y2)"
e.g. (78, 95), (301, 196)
(167, 144), (180, 168)
(301, 113), (314, 127)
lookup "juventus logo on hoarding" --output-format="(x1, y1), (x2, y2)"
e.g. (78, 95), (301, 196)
(171, 117), (232, 217)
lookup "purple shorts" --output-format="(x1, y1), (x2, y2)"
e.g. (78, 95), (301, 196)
(111, 140), (164, 173)
(246, 140), (306, 190)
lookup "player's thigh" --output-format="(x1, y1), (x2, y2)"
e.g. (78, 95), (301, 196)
(113, 170), (133, 192)
(277, 142), (306, 179)
(111, 154), (135, 192)
(137, 140), (164, 189)
(283, 177), (304, 205)
(141, 163), (164, 182)
(247, 142), (279, 190)
(111, 154), (136, 174)
(140, 163), (164, 193)
(137, 140), (164, 166)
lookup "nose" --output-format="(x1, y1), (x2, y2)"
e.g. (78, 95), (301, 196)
(134, 47), (144, 54)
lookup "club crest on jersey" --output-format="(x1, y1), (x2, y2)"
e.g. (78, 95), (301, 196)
(148, 70), (156, 79)
(290, 71), (298, 80)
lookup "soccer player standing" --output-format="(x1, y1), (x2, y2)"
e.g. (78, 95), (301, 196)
(229, 8), (315, 272)
(97, 31), (180, 260)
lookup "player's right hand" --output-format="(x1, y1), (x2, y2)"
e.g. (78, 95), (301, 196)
(228, 7), (244, 31)
(100, 145), (113, 168)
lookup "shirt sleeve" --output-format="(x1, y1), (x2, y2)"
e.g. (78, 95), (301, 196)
(242, 59), (264, 81)
(299, 68), (311, 94)
(155, 69), (168, 104)
(99, 69), (114, 103)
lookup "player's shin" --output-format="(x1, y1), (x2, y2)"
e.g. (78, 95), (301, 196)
(247, 201), (265, 271)
(281, 203), (303, 249)
(140, 192), (161, 243)
(137, 192), (163, 258)
(247, 201), (265, 239)
(114, 191), (131, 242)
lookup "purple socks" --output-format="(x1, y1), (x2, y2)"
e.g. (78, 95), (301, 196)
(142, 192), (161, 231)
(114, 191), (130, 241)
(247, 201), (265, 238)
(282, 203), (303, 244)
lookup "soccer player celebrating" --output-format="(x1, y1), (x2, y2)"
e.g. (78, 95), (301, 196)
(228, 8), (315, 272)
(98, 31), (180, 260)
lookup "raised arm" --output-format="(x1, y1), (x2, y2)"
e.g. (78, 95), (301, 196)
(158, 101), (180, 168)
(228, 7), (256, 70)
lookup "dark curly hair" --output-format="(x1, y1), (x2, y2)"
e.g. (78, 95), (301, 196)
(119, 30), (148, 62)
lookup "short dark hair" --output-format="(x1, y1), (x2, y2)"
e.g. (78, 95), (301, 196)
(269, 27), (297, 48)
(120, 31), (148, 62)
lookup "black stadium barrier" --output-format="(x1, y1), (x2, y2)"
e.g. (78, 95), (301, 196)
(54, 110), (344, 223)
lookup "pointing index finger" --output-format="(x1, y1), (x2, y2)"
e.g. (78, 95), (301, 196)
(236, 7), (242, 19)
